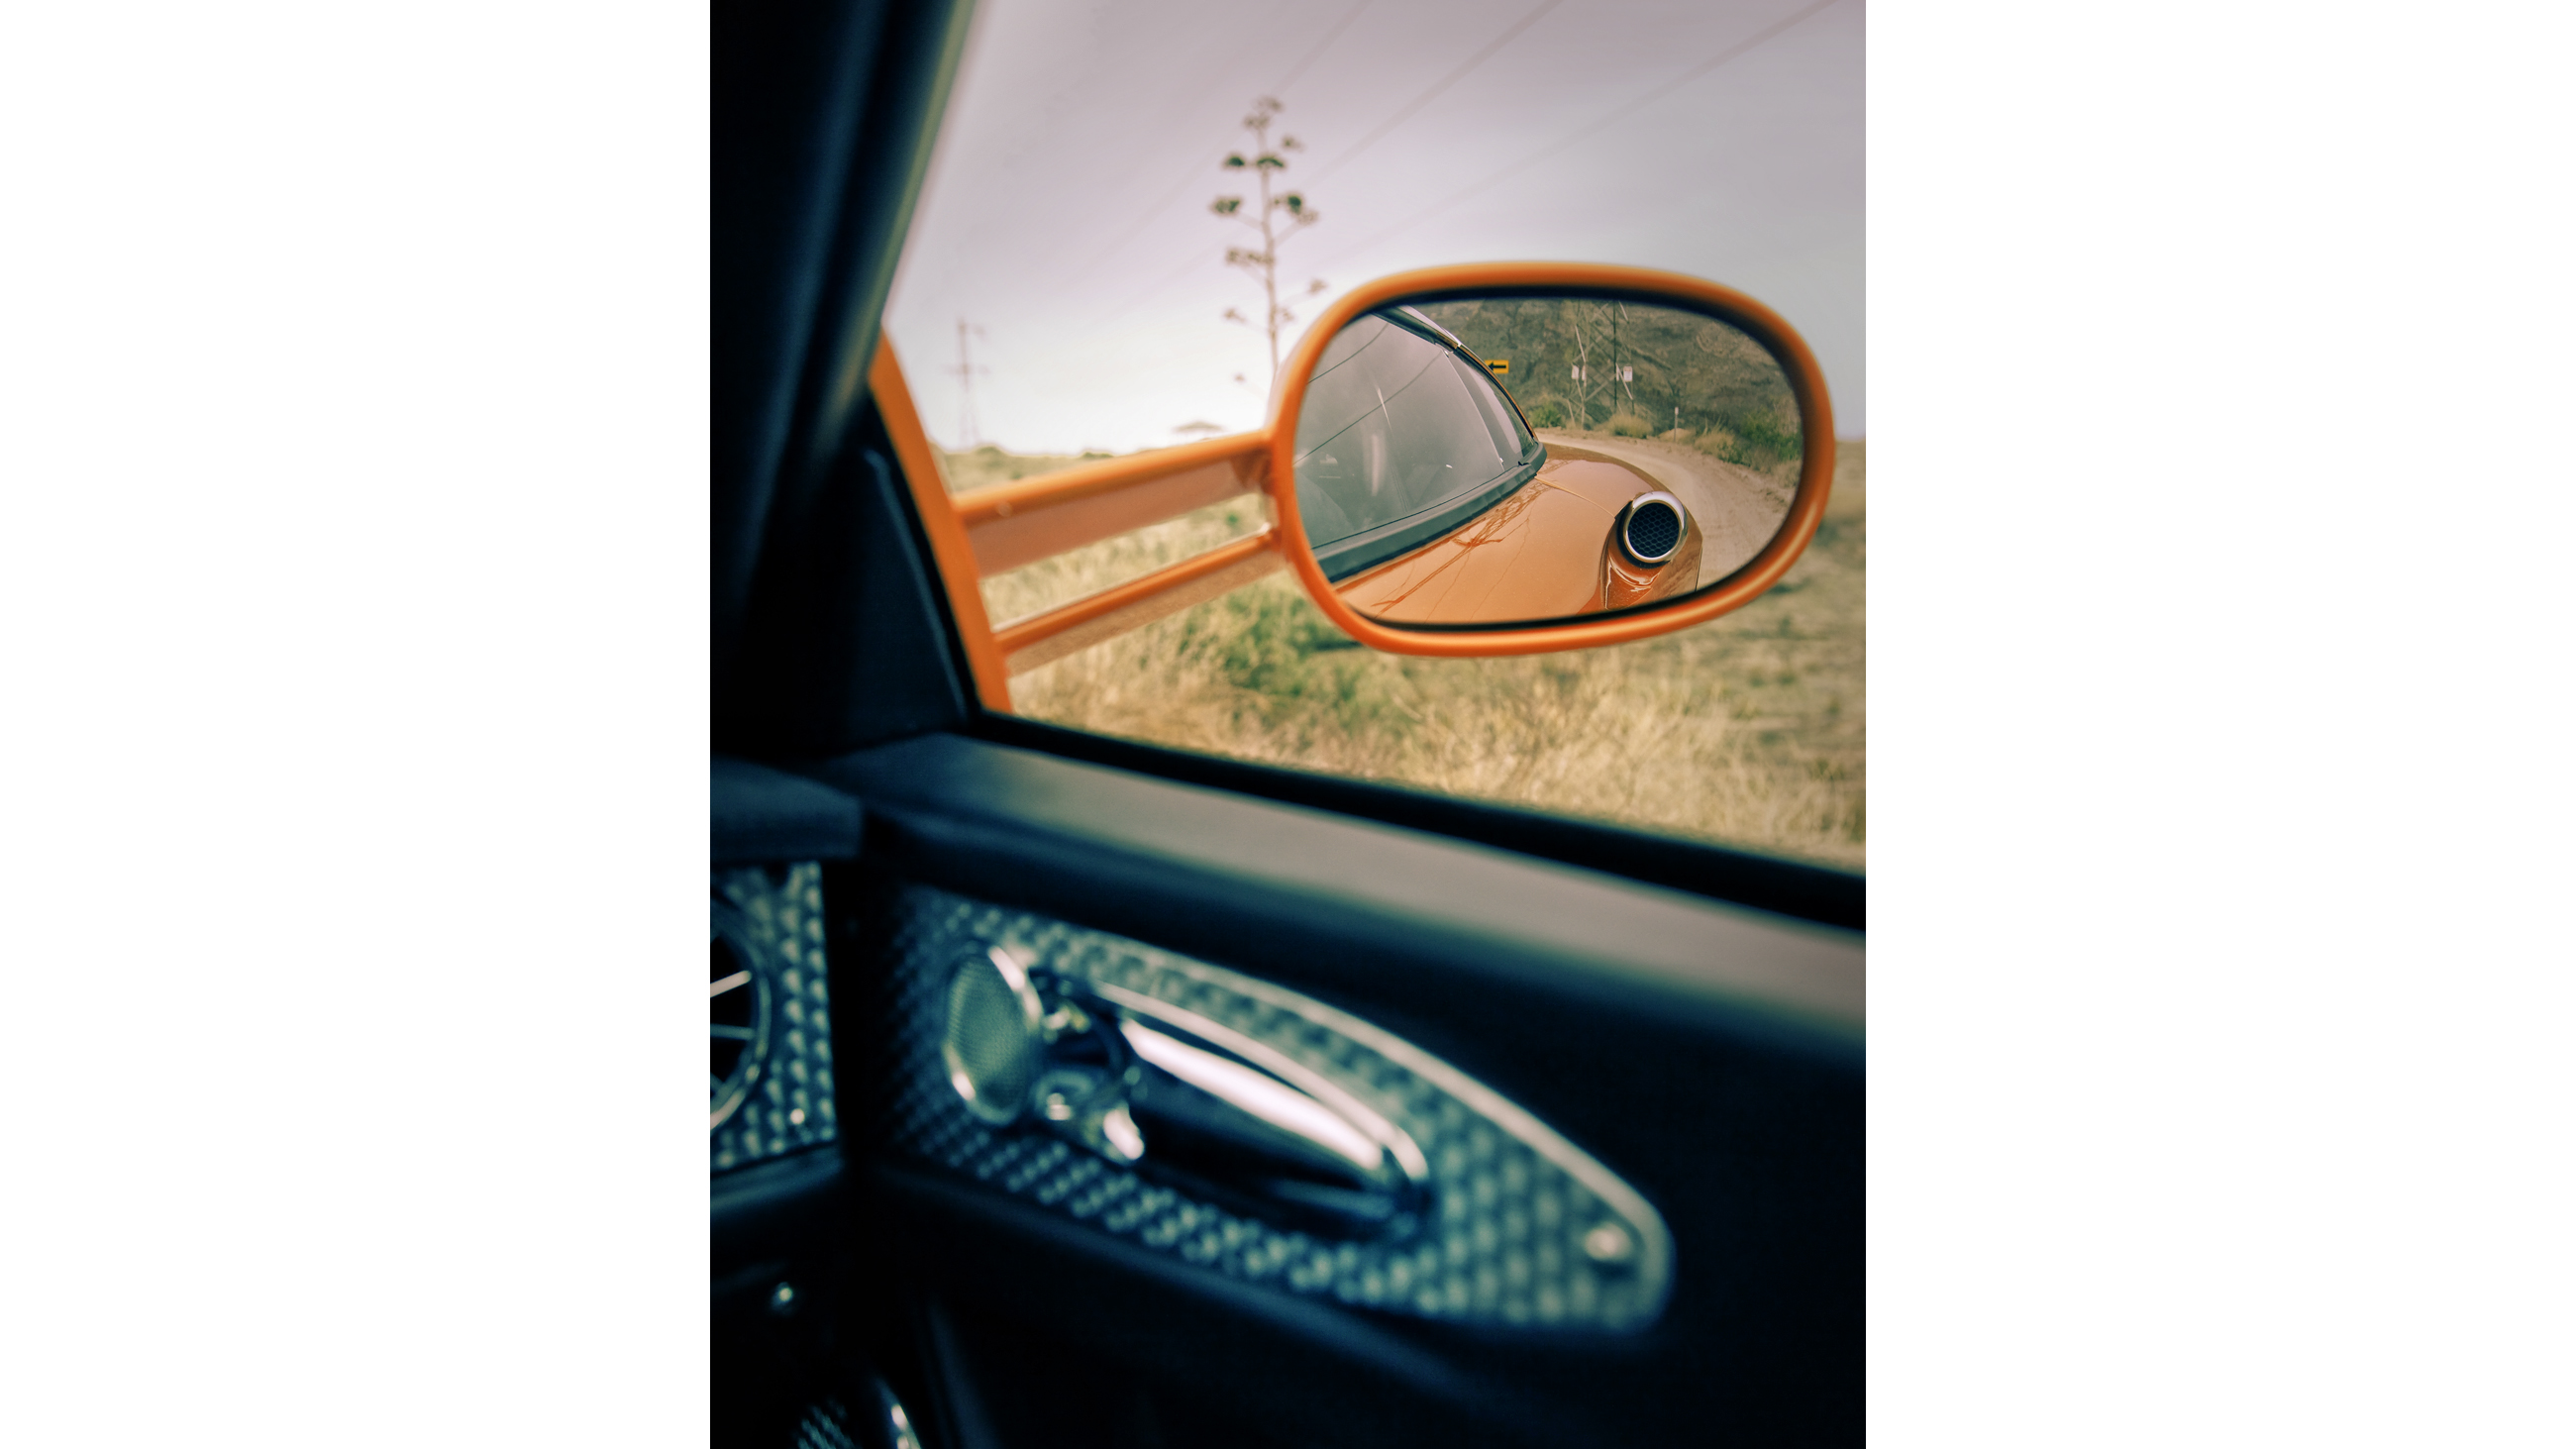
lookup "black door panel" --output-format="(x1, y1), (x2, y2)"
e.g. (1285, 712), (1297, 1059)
(872, 1163), (1579, 1449)
(791, 734), (1861, 1446)
(814, 734), (1863, 1037)
(713, 1152), (852, 1449)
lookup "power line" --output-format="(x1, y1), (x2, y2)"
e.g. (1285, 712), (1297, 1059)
(1083, 0), (1560, 328)
(1315, 0), (1846, 270)
(1082, 0), (1844, 339)
(1059, 88), (1268, 286)
(1089, 249), (1223, 334)
(1063, 165), (1230, 290)
(1056, 1), (1370, 292)
(1305, 0), (1565, 186)
(1084, 0), (1832, 333)
(1273, 0), (1372, 95)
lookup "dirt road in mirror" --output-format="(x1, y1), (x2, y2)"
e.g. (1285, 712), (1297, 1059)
(1534, 432), (1795, 579)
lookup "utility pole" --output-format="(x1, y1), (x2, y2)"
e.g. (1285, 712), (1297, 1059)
(1213, 97), (1324, 386)
(946, 317), (987, 450)
(1567, 303), (1601, 429)
(1614, 302), (1635, 413)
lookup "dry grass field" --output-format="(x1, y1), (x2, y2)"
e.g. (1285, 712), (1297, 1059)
(935, 440), (1866, 871)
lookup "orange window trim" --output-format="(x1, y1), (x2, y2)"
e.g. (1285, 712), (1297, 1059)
(871, 341), (1280, 712)
(870, 341), (1013, 710)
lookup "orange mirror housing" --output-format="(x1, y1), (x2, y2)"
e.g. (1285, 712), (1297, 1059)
(1264, 262), (1835, 659)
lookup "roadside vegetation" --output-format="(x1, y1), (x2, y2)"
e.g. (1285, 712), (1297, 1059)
(933, 442), (1866, 871)
(934, 443), (1112, 490)
(1421, 297), (1804, 488)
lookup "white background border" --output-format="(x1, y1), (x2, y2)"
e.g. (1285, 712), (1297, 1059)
(5, 1), (2572, 1441)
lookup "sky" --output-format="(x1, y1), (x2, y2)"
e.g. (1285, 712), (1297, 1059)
(883, 0), (1863, 456)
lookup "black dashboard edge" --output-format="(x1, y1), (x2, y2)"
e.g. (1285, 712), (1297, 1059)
(968, 713), (1864, 931)
(806, 731), (1863, 1048)
(713, 755), (865, 865)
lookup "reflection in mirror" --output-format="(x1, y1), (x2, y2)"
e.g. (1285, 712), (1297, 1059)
(1292, 296), (1801, 626)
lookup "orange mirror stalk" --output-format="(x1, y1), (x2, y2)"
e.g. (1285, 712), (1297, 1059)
(994, 530), (1284, 676)
(956, 432), (1269, 577)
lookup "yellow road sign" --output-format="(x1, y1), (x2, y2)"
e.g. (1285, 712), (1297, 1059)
(1485, 359), (1510, 376)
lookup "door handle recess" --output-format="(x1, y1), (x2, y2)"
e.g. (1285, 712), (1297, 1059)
(902, 895), (1675, 1332)
(941, 945), (1430, 1238)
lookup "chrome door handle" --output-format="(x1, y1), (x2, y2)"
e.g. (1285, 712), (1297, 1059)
(940, 945), (1429, 1238)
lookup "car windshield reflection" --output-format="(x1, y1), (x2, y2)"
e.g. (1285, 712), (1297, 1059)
(1291, 310), (1544, 580)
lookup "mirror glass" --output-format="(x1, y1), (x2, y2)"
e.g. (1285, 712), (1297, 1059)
(1291, 296), (1802, 626)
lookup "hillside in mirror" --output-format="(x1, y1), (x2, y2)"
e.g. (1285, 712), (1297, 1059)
(1293, 297), (1801, 627)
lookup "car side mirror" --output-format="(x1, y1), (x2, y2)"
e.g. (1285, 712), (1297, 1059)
(874, 262), (1836, 702)
(1263, 263), (1834, 656)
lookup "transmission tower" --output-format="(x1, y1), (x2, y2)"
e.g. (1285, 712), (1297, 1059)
(947, 317), (987, 450)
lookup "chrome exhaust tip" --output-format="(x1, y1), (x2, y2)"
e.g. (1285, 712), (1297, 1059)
(1618, 491), (1687, 566)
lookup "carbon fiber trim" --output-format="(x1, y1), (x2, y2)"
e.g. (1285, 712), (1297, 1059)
(714, 863), (839, 1173)
(866, 883), (1673, 1331)
(792, 1397), (861, 1449)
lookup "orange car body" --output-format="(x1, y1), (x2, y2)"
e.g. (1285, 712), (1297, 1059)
(1296, 308), (1700, 626)
(1334, 452), (1701, 624)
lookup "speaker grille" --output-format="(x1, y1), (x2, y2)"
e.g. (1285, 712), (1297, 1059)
(942, 951), (1038, 1123)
